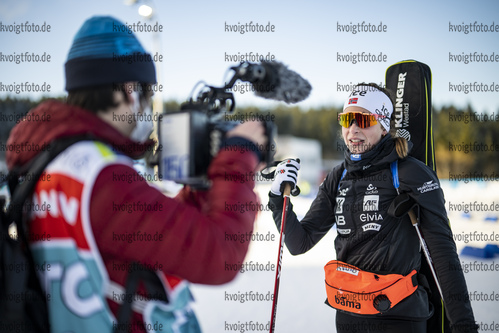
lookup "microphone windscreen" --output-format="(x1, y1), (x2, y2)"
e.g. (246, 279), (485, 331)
(254, 61), (312, 104)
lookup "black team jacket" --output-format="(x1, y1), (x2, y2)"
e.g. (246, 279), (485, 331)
(268, 134), (477, 332)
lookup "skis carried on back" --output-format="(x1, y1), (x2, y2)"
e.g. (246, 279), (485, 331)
(386, 60), (435, 171)
(386, 60), (450, 333)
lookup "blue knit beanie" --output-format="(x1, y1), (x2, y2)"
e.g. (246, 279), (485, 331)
(65, 16), (156, 91)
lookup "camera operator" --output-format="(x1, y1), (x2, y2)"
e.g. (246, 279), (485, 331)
(6, 16), (266, 332)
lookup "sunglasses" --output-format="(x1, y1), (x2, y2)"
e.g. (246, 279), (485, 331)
(338, 112), (388, 129)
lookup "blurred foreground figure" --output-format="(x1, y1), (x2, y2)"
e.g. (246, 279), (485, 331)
(6, 15), (266, 332)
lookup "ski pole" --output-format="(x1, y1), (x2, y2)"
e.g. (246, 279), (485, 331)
(269, 183), (291, 333)
(408, 209), (445, 302)
(388, 193), (446, 308)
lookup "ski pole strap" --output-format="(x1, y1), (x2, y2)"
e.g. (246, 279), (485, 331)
(260, 160), (282, 180)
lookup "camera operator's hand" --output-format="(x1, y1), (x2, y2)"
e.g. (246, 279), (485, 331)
(226, 121), (267, 147)
(270, 158), (300, 196)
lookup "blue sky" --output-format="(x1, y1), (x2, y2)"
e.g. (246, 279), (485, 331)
(1, 0), (498, 113)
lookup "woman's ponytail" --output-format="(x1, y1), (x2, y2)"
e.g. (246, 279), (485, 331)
(393, 136), (409, 159)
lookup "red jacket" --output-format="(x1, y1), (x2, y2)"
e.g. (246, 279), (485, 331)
(7, 100), (259, 330)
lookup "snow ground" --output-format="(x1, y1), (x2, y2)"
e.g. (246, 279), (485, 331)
(190, 180), (499, 332)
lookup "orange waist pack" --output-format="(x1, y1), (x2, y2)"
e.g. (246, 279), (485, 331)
(324, 260), (418, 315)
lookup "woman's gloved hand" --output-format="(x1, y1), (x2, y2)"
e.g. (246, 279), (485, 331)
(270, 158), (300, 196)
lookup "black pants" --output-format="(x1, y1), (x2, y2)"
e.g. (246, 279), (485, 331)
(336, 311), (427, 333)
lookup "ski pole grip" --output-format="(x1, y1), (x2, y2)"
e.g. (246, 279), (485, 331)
(283, 183), (292, 197)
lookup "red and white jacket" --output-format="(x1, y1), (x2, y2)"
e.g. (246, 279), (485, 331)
(7, 100), (259, 332)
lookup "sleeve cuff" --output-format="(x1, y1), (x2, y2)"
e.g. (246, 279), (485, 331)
(221, 136), (262, 161)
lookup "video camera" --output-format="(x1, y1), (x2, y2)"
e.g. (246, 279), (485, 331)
(156, 61), (311, 189)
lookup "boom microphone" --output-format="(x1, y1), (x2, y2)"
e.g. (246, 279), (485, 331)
(228, 61), (312, 104)
(157, 60), (308, 187)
